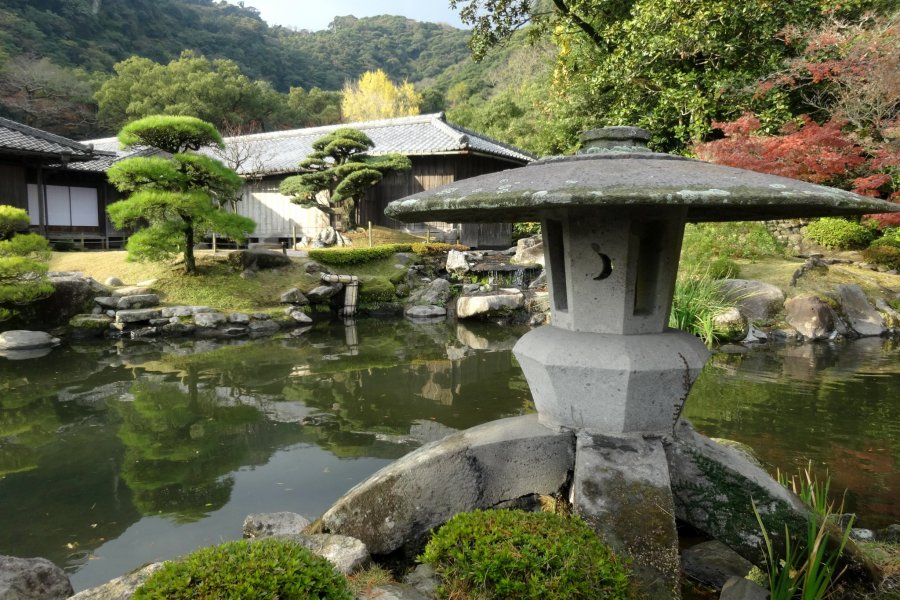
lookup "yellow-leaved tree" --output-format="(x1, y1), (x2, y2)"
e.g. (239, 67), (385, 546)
(341, 69), (422, 122)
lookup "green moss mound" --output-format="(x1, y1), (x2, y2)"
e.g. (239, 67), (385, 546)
(358, 275), (396, 302)
(134, 538), (353, 599)
(420, 509), (630, 600)
(862, 243), (900, 270)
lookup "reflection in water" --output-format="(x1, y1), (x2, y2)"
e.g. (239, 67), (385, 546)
(684, 338), (900, 529)
(0, 325), (896, 590)
(0, 320), (531, 591)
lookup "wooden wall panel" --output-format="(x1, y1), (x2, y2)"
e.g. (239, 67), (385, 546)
(0, 164), (27, 209)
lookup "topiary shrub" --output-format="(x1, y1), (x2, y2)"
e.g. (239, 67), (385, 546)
(410, 242), (468, 256)
(308, 244), (411, 266)
(805, 218), (875, 250)
(133, 538), (353, 599)
(0, 210), (53, 323)
(420, 509), (630, 600)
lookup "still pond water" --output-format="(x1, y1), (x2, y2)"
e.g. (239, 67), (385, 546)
(0, 319), (897, 591)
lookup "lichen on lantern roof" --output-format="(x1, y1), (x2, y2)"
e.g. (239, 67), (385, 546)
(385, 151), (900, 224)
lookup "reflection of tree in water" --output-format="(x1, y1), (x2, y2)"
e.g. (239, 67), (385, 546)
(0, 386), (61, 477)
(285, 348), (531, 459)
(684, 340), (900, 528)
(110, 372), (265, 522)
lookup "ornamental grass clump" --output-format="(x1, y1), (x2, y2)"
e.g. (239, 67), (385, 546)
(420, 509), (630, 600)
(133, 538), (353, 599)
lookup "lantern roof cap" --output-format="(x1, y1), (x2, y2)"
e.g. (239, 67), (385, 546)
(385, 127), (899, 224)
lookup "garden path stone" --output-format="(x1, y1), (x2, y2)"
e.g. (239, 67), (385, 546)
(115, 309), (161, 324)
(361, 584), (429, 600)
(404, 305), (446, 318)
(719, 576), (768, 600)
(115, 294), (159, 310)
(193, 311), (226, 328)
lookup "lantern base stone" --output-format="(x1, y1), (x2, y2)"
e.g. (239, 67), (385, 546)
(513, 326), (709, 434)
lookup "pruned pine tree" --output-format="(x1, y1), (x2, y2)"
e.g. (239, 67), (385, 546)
(106, 115), (255, 274)
(279, 128), (411, 231)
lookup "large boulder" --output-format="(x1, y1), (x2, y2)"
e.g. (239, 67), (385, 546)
(445, 250), (470, 273)
(712, 307), (748, 343)
(26, 273), (106, 326)
(68, 314), (111, 338)
(310, 415), (574, 555)
(719, 279), (785, 322)
(784, 294), (834, 340)
(0, 330), (60, 351)
(837, 284), (886, 337)
(227, 249), (291, 272)
(511, 235), (544, 266)
(274, 534), (369, 575)
(242, 512), (311, 539)
(456, 288), (525, 319)
(0, 555), (73, 600)
(279, 288), (309, 305)
(408, 278), (451, 307)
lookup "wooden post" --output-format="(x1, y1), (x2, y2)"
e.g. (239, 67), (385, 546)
(426, 229), (431, 244)
(368, 221), (372, 248)
(212, 234), (217, 253)
(292, 223), (297, 249)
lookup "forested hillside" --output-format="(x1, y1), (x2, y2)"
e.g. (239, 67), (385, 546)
(0, 0), (472, 136)
(0, 1), (470, 90)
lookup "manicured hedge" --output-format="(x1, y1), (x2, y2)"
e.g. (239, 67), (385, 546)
(308, 244), (411, 266)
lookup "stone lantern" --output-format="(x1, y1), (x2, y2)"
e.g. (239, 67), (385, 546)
(317, 127), (898, 598)
(386, 126), (895, 436)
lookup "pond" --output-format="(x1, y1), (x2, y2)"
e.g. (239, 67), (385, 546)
(0, 320), (897, 592)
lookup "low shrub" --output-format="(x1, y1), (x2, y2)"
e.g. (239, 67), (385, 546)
(862, 244), (900, 270)
(308, 244), (410, 266)
(410, 242), (468, 256)
(420, 509), (630, 600)
(133, 538), (353, 599)
(512, 222), (541, 242)
(805, 218), (875, 250)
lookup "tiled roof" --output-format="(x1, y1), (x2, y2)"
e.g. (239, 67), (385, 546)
(80, 114), (535, 176)
(68, 136), (158, 172)
(0, 117), (96, 161)
(213, 113), (535, 176)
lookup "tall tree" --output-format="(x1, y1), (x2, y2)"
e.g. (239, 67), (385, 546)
(278, 128), (411, 230)
(106, 115), (255, 275)
(341, 70), (422, 123)
(94, 51), (289, 133)
(450, 0), (891, 151)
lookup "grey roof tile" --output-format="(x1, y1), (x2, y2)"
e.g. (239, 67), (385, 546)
(80, 114), (535, 176)
(0, 117), (96, 160)
(213, 113), (534, 176)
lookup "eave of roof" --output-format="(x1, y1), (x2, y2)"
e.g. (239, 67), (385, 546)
(0, 117), (96, 161)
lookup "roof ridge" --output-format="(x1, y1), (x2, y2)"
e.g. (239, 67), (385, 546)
(429, 113), (469, 149)
(224, 113), (444, 143)
(0, 116), (94, 155)
(443, 117), (538, 161)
